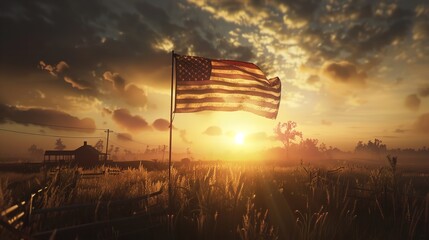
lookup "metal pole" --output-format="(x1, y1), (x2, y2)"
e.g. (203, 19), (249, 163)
(168, 50), (175, 234)
(105, 129), (111, 166)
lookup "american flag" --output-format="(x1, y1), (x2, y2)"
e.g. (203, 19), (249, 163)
(174, 54), (281, 119)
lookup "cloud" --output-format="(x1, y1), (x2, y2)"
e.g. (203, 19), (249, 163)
(152, 118), (169, 131)
(413, 113), (429, 134)
(394, 128), (407, 133)
(0, 103), (96, 133)
(321, 120), (332, 125)
(412, 21), (429, 41)
(321, 61), (366, 86)
(404, 94), (421, 111)
(40, 60), (92, 90)
(102, 72), (148, 108)
(123, 84), (148, 107)
(63, 76), (90, 90)
(102, 107), (112, 116)
(180, 130), (192, 144)
(103, 71), (126, 91)
(306, 75), (320, 85)
(116, 132), (133, 141)
(203, 126), (222, 136)
(112, 108), (151, 131)
(419, 85), (429, 97)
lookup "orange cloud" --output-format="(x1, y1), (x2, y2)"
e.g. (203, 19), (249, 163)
(404, 94), (421, 111)
(103, 72), (148, 108)
(112, 108), (151, 131)
(419, 85), (429, 97)
(306, 75), (320, 85)
(321, 120), (332, 125)
(321, 61), (366, 86)
(40, 60), (91, 90)
(116, 132), (133, 141)
(0, 103), (96, 133)
(103, 71), (126, 91)
(152, 118), (169, 131)
(413, 113), (429, 134)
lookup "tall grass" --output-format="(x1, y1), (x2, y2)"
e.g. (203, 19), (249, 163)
(1, 159), (428, 239)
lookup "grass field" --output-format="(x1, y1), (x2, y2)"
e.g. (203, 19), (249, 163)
(1, 158), (428, 239)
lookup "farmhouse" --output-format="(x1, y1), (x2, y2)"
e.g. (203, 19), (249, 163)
(44, 141), (107, 167)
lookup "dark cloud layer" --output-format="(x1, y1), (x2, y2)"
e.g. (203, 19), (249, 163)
(112, 108), (150, 132)
(203, 126), (222, 136)
(0, 103), (96, 133)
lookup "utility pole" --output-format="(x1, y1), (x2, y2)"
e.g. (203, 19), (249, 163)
(104, 129), (113, 166)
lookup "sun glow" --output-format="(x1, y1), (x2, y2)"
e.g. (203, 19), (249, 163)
(234, 132), (245, 145)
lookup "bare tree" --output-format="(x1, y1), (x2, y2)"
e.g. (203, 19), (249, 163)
(94, 140), (104, 152)
(28, 144), (44, 160)
(274, 121), (302, 160)
(54, 138), (66, 150)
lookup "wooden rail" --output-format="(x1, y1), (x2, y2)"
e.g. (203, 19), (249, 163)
(32, 188), (163, 215)
(1, 175), (165, 239)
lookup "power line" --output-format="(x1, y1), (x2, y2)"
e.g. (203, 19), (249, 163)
(0, 128), (104, 139)
(109, 140), (143, 152)
(113, 133), (157, 147)
(22, 123), (107, 131)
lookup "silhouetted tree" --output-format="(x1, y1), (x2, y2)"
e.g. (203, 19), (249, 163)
(114, 146), (120, 160)
(274, 121), (302, 159)
(299, 138), (319, 155)
(28, 144), (44, 160)
(319, 143), (327, 153)
(94, 140), (104, 152)
(354, 138), (387, 155)
(54, 138), (66, 150)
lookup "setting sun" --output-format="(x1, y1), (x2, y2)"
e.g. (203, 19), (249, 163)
(234, 132), (245, 145)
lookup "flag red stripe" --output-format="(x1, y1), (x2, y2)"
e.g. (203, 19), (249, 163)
(210, 72), (268, 84)
(211, 65), (267, 79)
(174, 54), (281, 119)
(175, 106), (278, 119)
(175, 97), (279, 109)
(213, 59), (259, 69)
(176, 88), (280, 99)
(176, 80), (281, 92)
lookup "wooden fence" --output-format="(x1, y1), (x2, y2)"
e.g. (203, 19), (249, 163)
(0, 172), (166, 240)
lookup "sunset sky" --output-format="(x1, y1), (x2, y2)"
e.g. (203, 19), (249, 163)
(0, 0), (428, 161)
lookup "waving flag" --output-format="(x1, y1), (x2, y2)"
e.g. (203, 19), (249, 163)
(174, 54), (281, 119)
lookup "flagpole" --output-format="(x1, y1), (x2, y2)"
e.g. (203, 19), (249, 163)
(168, 50), (175, 234)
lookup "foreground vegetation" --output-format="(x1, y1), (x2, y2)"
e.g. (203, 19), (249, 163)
(1, 158), (429, 239)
